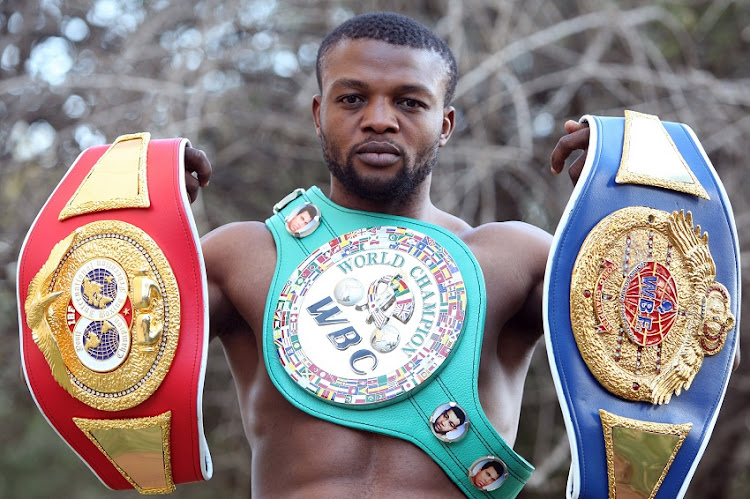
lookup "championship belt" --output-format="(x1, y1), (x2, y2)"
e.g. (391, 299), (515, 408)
(263, 187), (534, 498)
(16, 133), (212, 493)
(544, 111), (740, 498)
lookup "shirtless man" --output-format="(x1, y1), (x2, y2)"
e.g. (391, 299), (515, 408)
(184, 12), (589, 497)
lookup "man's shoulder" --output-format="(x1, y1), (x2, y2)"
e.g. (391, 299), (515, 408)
(201, 220), (275, 264)
(458, 220), (552, 280)
(458, 220), (551, 248)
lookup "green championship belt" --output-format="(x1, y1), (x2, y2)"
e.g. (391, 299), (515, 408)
(263, 187), (533, 497)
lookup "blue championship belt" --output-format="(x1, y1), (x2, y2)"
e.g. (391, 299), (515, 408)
(544, 111), (740, 498)
(263, 187), (534, 497)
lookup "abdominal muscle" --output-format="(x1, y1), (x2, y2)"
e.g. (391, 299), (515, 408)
(241, 369), (466, 498)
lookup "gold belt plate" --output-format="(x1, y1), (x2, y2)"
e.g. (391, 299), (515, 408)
(25, 219), (180, 411)
(570, 207), (734, 404)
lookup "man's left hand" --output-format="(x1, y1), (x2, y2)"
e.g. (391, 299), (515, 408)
(550, 120), (590, 185)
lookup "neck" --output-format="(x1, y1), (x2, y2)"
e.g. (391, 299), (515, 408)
(328, 177), (436, 222)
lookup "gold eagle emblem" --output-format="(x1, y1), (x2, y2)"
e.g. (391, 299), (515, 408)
(570, 208), (735, 404)
(25, 232), (77, 396)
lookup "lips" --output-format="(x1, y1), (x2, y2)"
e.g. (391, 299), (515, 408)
(355, 141), (401, 167)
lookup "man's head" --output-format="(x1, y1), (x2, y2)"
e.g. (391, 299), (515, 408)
(471, 460), (504, 489)
(316, 12), (458, 107)
(432, 406), (466, 435)
(312, 13), (457, 204)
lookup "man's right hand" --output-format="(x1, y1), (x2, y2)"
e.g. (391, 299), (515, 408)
(184, 146), (212, 203)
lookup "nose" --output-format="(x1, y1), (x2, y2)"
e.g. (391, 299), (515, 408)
(361, 98), (399, 134)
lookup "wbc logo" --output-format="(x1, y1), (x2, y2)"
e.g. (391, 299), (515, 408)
(273, 226), (468, 406)
(306, 273), (414, 374)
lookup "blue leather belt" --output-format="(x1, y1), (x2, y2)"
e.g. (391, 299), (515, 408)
(544, 111), (740, 498)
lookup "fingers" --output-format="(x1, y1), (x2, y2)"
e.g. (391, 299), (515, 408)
(550, 122), (590, 176)
(185, 173), (201, 203)
(185, 146), (212, 187)
(184, 146), (212, 203)
(563, 119), (586, 134)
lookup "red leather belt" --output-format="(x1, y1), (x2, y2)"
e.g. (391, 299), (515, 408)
(16, 133), (212, 493)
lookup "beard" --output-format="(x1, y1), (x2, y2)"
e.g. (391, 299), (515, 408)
(321, 133), (439, 202)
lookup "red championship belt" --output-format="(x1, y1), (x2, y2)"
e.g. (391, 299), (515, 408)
(16, 133), (212, 493)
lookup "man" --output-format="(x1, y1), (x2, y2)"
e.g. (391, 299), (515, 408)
(185, 11), (589, 497)
(286, 204), (317, 234)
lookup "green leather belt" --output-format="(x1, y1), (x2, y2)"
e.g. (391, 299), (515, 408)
(263, 186), (533, 497)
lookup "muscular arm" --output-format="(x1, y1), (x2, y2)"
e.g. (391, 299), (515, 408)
(465, 222), (551, 349)
(200, 221), (278, 386)
(496, 222), (552, 345)
(460, 221), (552, 442)
(201, 220), (277, 329)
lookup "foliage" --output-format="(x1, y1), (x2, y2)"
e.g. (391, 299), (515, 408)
(1, 0), (748, 497)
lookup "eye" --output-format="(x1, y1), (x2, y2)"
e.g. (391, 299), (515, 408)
(400, 98), (425, 109)
(339, 95), (363, 106)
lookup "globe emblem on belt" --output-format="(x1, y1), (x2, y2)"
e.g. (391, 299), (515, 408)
(620, 261), (678, 347)
(71, 258), (129, 321)
(70, 257), (131, 372)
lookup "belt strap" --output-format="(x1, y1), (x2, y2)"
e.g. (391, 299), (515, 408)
(17, 133), (212, 493)
(544, 111), (740, 498)
(263, 186), (533, 497)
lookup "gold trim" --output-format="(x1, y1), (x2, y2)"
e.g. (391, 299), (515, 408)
(600, 409), (691, 499)
(616, 110), (709, 200)
(34, 220), (180, 411)
(25, 232), (77, 395)
(59, 132), (151, 221)
(74, 412), (175, 494)
(570, 208), (735, 404)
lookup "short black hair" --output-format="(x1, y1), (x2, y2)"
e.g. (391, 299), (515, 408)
(316, 12), (458, 106)
(449, 406), (466, 426)
(433, 406), (467, 435)
(481, 460), (505, 477)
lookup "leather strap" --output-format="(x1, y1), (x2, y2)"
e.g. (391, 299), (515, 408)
(263, 186), (533, 497)
(17, 134), (212, 493)
(544, 111), (740, 498)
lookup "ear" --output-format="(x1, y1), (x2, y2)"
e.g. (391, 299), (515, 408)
(439, 106), (456, 147)
(312, 94), (323, 138)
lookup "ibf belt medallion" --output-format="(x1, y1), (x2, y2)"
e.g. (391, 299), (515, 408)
(273, 226), (467, 405)
(25, 219), (180, 411)
(570, 207), (735, 404)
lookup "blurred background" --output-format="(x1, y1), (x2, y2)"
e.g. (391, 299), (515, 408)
(1, 0), (749, 497)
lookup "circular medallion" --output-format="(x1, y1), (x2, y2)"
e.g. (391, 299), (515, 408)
(285, 202), (321, 238)
(570, 207), (723, 403)
(429, 402), (469, 443)
(273, 226), (467, 405)
(72, 315), (132, 372)
(70, 258), (129, 320)
(39, 220), (180, 411)
(468, 456), (508, 492)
